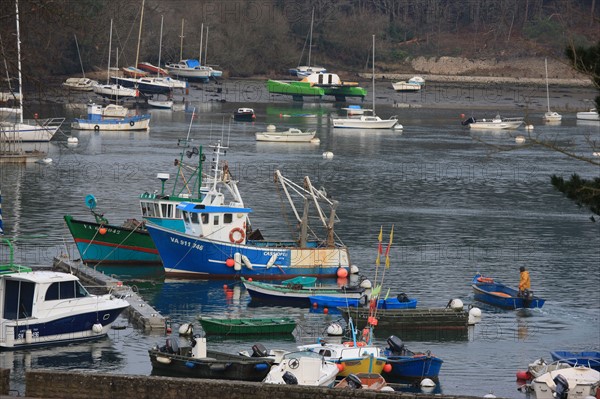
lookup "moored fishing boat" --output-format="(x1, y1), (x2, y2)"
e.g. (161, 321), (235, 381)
(71, 102), (150, 131)
(263, 351), (339, 386)
(149, 335), (274, 381)
(382, 335), (443, 383)
(198, 317), (296, 335)
(145, 156), (355, 279)
(242, 276), (367, 306)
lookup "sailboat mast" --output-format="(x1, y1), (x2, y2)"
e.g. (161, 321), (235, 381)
(107, 19), (113, 85)
(179, 19), (185, 60)
(372, 35), (375, 115)
(134, 0), (145, 76)
(198, 23), (203, 62)
(15, 0), (23, 123)
(204, 26), (209, 65)
(545, 57), (550, 112)
(74, 35), (85, 78)
(157, 15), (164, 77)
(308, 8), (314, 68)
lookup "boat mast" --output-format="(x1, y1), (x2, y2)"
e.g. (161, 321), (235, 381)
(372, 34), (375, 116)
(204, 25), (209, 65)
(107, 19), (113, 85)
(134, 0), (145, 77)
(15, 0), (23, 123)
(157, 15), (163, 77)
(198, 23), (203, 63)
(74, 34), (85, 78)
(545, 57), (550, 112)
(179, 19), (184, 60)
(308, 8), (314, 68)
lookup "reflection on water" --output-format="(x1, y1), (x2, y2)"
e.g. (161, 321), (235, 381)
(0, 100), (598, 398)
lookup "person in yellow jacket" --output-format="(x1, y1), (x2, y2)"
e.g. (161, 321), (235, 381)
(519, 266), (531, 296)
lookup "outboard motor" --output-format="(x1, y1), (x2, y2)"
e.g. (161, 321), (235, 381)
(552, 374), (569, 399)
(282, 371), (298, 385)
(346, 374), (363, 389)
(461, 116), (476, 126)
(251, 343), (268, 357)
(397, 293), (409, 303)
(387, 335), (405, 355)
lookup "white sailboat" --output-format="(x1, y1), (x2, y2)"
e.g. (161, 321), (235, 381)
(293, 8), (326, 78)
(332, 36), (401, 130)
(93, 20), (138, 101)
(0, 0), (64, 143)
(543, 58), (561, 122)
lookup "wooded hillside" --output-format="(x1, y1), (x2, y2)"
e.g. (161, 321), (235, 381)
(0, 0), (598, 83)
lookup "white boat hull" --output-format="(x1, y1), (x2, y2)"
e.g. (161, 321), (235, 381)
(469, 120), (523, 130)
(255, 132), (316, 142)
(0, 119), (64, 142)
(71, 118), (150, 131)
(392, 82), (421, 92)
(332, 116), (399, 129)
(544, 111), (562, 122)
(576, 110), (599, 121)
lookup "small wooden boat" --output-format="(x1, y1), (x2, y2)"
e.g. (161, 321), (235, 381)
(149, 336), (274, 381)
(334, 373), (394, 391)
(198, 317), (296, 335)
(471, 274), (545, 309)
(242, 277), (366, 306)
(382, 335), (443, 383)
(255, 125), (317, 142)
(551, 351), (600, 371)
(233, 107), (255, 122)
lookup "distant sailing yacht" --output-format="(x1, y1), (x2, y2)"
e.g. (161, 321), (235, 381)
(543, 58), (562, 122)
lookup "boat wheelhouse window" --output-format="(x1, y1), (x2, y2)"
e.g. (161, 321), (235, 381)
(175, 208), (182, 219)
(224, 213), (232, 224)
(76, 282), (89, 297)
(143, 202), (155, 217)
(182, 211), (189, 222)
(167, 204), (173, 218)
(201, 213), (208, 224)
(46, 281), (79, 300)
(3, 280), (35, 320)
(161, 203), (168, 217)
(213, 215), (219, 225)
(191, 212), (199, 224)
(153, 203), (160, 217)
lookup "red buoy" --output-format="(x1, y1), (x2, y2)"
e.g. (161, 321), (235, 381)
(323, 307), (329, 314)
(98, 227), (107, 235)
(516, 370), (531, 380)
(225, 258), (235, 267)
(383, 364), (392, 373)
(336, 268), (348, 278)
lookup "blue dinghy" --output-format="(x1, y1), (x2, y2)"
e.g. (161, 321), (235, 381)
(382, 335), (443, 383)
(551, 351), (600, 371)
(309, 295), (367, 308)
(471, 274), (545, 309)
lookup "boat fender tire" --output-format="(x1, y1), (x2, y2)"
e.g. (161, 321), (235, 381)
(129, 120), (135, 127)
(282, 371), (298, 385)
(229, 227), (245, 244)
(94, 125), (100, 131)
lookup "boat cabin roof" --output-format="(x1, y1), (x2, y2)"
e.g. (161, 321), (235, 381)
(177, 202), (252, 214)
(236, 108), (254, 113)
(3, 271), (79, 284)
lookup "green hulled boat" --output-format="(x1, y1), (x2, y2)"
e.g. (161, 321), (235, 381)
(198, 317), (297, 335)
(267, 72), (366, 101)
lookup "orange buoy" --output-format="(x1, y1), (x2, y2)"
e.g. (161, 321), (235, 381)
(98, 227), (107, 235)
(323, 307), (329, 314)
(248, 278), (253, 282)
(336, 363), (344, 372)
(383, 364), (392, 373)
(225, 258), (235, 267)
(337, 268), (348, 278)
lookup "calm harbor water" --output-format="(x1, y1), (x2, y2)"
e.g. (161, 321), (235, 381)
(0, 80), (599, 398)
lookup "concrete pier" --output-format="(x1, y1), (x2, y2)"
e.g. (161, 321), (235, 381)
(52, 256), (166, 331)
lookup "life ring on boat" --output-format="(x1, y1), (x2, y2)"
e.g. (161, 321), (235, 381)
(94, 125), (100, 131)
(129, 120), (135, 127)
(477, 277), (494, 283)
(343, 341), (366, 347)
(229, 227), (245, 244)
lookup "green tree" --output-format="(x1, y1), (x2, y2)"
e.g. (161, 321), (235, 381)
(565, 40), (600, 111)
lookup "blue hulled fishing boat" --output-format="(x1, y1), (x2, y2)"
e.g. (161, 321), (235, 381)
(471, 274), (545, 309)
(146, 142), (353, 279)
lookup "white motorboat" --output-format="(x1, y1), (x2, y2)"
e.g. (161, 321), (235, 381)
(576, 108), (599, 121)
(165, 59), (211, 81)
(392, 81), (421, 92)
(0, 262), (129, 349)
(332, 36), (401, 130)
(462, 114), (524, 129)
(543, 58), (562, 122)
(263, 351), (339, 386)
(255, 126), (317, 142)
(148, 99), (174, 109)
(93, 83), (138, 100)
(531, 366), (599, 399)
